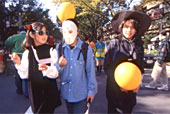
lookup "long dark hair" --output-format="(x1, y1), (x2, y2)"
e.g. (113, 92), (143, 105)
(22, 22), (47, 49)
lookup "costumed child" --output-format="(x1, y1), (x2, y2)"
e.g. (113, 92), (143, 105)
(56, 19), (97, 114)
(104, 10), (151, 113)
(94, 36), (105, 73)
(10, 22), (61, 114)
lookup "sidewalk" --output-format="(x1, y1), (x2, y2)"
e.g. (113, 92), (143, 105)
(134, 68), (170, 113)
(0, 74), (29, 113)
(55, 68), (170, 113)
(0, 68), (170, 113)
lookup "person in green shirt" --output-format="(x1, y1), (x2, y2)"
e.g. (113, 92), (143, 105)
(4, 27), (28, 98)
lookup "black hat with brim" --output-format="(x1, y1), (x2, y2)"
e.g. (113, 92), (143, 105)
(111, 10), (151, 36)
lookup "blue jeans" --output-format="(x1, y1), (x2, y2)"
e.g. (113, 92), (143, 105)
(65, 99), (88, 114)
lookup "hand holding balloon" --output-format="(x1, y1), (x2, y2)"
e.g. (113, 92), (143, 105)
(132, 86), (140, 93)
(120, 86), (140, 93)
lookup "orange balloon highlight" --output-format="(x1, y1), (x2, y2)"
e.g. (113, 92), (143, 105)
(90, 42), (95, 49)
(114, 62), (142, 90)
(57, 2), (76, 22)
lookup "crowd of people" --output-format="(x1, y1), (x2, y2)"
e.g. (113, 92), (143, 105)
(0, 9), (170, 114)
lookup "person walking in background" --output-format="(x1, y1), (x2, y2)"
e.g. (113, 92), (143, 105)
(10, 22), (61, 113)
(104, 10), (151, 113)
(4, 27), (29, 97)
(56, 19), (97, 114)
(48, 35), (55, 48)
(84, 37), (90, 44)
(94, 36), (105, 73)
(145, 30), (169, 91)
(3, 48), (13, 76)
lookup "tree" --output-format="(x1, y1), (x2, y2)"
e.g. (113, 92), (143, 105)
(53, 0), (132, 41)
(0, 0), (8, 43)
(137, 0), (170, 48)
(5, 0), (62, 41)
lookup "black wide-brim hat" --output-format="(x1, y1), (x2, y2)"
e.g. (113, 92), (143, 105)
(111, 10), (151, 36)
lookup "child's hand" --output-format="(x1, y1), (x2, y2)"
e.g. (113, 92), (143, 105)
(38, 64), (48, 71)
(120, 86), (140, 93)
(10, 53), (21, 65)
(120, 87), (128, 92)
(133, 86), (140, 93)
(59, 56), (67, 67)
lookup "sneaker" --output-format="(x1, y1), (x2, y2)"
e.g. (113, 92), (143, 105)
(157, 85), (169, 91)
(145, 84), (156, 89)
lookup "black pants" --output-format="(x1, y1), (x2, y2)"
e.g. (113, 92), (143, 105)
(3, 61), (13, 75)
(108, 101), (134, 114)
(13, 65), (23, 93)
(107, 98), (135, 114)
(38, 103), (56, 114)
(12, 62), (28, 96)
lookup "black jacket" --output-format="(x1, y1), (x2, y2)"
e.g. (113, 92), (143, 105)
(104, 37), (144, 109)
(28, 44), (61, 113)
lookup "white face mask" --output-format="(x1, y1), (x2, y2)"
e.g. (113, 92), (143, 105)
(62, 20), (78, 45)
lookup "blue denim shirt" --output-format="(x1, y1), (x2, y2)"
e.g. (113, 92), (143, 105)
(56, 39), (97, 102)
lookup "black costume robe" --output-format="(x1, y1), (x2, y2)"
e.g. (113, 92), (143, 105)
(104, 37), (144, 113)
(28, 44), (61, 113)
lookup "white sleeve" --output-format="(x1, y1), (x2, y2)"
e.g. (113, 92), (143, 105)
(15, 50), (29, 79)
(42, 48), (59, 79)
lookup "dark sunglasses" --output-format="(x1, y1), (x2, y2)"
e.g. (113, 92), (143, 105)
(34, 31), (49, 36)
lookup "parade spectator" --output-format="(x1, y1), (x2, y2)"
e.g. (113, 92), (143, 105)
(3, 49), (13, 76)
(56, 19), (97, 114)
(48, 35), (55, 48)
(84, 37), (90, 44)
(145, 30), (169, 91)
(4, 27), (28, 97)
(104, 10), (151, 113)
(155, 37), (160, 49)
(10, 22), (61, 113)
(94, 36), (105, 73)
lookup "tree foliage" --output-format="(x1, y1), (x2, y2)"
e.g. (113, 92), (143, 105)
(136, 0), (164, 11)
(5, 0), (62, 40)
(53, 0), (131, 41)
(137, 0), (169, 48)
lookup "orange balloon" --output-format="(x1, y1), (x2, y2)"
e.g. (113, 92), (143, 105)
(114, 62), (142, 90)
(90, 42), (95, 49)
(57, 2), (76, 22)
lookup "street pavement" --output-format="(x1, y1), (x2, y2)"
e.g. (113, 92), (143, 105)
(0, 68), (170, 114)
